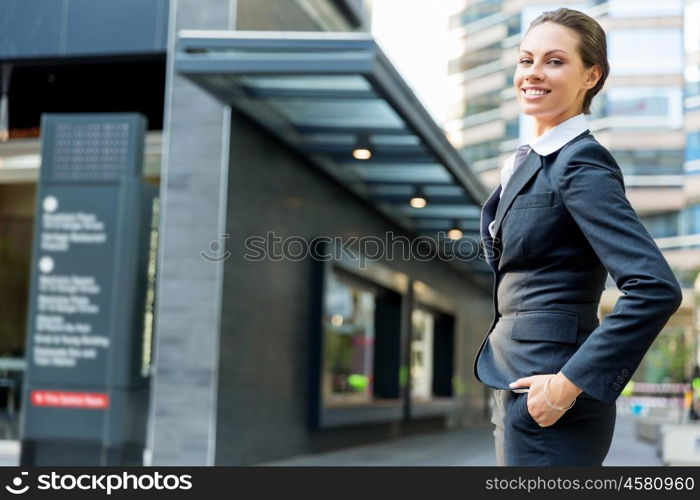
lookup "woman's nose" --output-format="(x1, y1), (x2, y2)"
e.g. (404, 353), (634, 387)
(525, 67), (544, 81)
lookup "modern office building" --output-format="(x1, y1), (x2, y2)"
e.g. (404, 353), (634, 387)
(0, 0), (500, 465)
(447, 0), (700, 380)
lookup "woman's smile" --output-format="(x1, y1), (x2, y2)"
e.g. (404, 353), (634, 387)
(522, 88), (552, 100)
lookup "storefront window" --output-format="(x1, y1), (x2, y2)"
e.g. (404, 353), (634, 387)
(410, 308), (434, 401)
(323, 271), (376, 406)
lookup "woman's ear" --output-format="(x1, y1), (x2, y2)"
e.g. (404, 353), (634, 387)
(584, 64), (602, 90)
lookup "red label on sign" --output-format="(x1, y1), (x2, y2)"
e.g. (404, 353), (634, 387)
(31, 390), (110, 409)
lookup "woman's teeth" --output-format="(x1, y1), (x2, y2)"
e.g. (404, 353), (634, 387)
(523, 89), (550, 95)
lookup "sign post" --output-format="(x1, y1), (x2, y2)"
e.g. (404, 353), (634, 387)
(20, 113), (156, 465)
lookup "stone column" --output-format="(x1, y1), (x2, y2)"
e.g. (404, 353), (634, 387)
(147, 0), (236, 465)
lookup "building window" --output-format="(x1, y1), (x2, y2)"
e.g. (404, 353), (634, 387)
(410, 308), (434, 400)
(450, 0), (502, 28)
(323, 270), (377, 406)
(608, 0), (683, 17)
(606, 86), (683, 128)
(505, 118), (519, 141)
(612, 149), (684, 176)
(410, 306), (455, 402)
(506, 13), (521, 37)
(685, 1), (700, 52)
(448, 41), (501, 76)
(686, 204), (700, 235)
(640, 212), (679, 238)
(609, 30), (683, 76)
(688, 132), (700, 163)
(463, 88), (502, 116)
(686, 81), (700, 102)
(459, 138), (502, 165)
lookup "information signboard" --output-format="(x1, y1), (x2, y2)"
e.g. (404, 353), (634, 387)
(20, 113), (156, 466)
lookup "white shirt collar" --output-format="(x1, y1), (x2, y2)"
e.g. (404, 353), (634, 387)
(521, 113), (589, 156)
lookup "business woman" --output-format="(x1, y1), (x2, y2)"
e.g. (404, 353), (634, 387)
(473, 8), (683, 466)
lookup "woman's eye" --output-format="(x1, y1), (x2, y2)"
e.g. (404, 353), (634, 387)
(518, 59), (563, 65)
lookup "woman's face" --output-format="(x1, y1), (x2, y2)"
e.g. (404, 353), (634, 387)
(514, 22), (600, 127)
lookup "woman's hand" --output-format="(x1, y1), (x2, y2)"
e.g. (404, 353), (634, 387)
(509, 372), (583, 427)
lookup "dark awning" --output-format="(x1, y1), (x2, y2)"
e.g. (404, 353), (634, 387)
(174, 30), (492, 276)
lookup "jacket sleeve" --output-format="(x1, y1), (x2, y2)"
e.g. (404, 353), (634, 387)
(556, 141), (683, 404)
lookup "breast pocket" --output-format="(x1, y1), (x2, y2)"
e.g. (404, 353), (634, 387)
(504, 191), (561, 262)
(510, 191), (555, 209)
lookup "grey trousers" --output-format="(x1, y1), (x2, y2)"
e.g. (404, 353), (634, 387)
(490, 389), (513, 466)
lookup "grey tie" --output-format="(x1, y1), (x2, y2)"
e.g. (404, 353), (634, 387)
(488, 144), (531, 238)
(501, 144), (531, 193)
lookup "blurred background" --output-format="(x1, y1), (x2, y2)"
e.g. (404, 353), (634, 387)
(0, 0), (698, 466)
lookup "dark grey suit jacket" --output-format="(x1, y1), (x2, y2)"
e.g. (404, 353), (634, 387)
(473, 129), (682, 404)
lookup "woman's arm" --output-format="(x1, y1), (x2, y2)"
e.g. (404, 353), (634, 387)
(554, 141), (682, 404)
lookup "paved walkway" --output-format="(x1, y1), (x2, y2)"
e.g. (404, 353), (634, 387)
(256, 415), (662, 466)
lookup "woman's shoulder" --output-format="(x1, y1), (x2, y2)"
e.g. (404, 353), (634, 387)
(553, 133), (623, 182)
(558, 132), (611, 160)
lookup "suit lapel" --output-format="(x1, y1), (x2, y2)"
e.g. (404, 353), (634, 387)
(490, 150), (543, 238)
(478, 128), (591, 272)
(480, 184), (501, 272)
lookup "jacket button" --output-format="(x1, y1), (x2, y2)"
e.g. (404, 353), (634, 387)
(611, 382), (621, 391)
(616, 375), (626, 383)
(620, 368), (630, 377)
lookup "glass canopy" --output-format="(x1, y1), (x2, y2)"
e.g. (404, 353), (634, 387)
(175, 30), (490, 273)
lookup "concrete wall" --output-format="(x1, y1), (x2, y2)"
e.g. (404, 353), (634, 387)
(215, 110), (492, 465)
